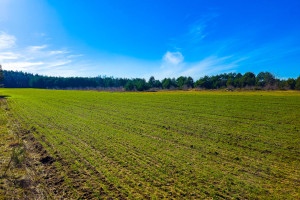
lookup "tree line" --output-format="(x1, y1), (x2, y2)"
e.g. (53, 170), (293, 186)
(0, 66), (3, 86)
(0, 68), (300, 91)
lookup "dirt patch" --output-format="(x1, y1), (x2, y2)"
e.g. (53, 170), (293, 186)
(39, 156), (55, 164)
(19, 126), (125, 199)
(15, 178), (32, 188)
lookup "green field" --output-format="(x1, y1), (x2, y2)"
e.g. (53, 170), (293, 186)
(0, 89), (299, 199)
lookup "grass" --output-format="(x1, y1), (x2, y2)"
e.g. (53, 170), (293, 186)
(0, 97), (29, 199)
(0, 89), (299, 199)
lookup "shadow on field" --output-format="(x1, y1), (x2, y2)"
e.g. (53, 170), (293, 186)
(0, 95), (10, 99)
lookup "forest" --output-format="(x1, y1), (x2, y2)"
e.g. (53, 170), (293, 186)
(0, 67), (300, 91)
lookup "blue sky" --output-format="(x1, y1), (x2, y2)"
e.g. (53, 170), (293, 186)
(0, 0), (299, 79)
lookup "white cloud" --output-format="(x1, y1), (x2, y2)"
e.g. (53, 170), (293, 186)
(45, 60), (72, 68)
(0, 31), (16, 50)
(149, 51), (239, 80)
(2, 61), (44, 71)
(27, 45), (48, 51)
(149, 51), (185, 79)
(0, 31), (85, 76)
(0, 52), (19, 60)
(49, 50), (69, 55)
(163, 51), (184, 65)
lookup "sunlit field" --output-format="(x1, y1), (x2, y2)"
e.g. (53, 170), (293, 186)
(1, 89), (299, 199)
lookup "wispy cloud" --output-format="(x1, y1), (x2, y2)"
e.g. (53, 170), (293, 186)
(3, 61), (44, 71)
(169, 13), (219, 50)
(162, 11), (300, 80)
(235, 37), (300, 67)
(0, 32), (159, 77)
(187, 13), (219, 43)
(157, 13), (243, 80)
(0, 31), (16, 50)
(27, 45), (48, 51)
(0, 52), (19, 60)
(49, 50), (70, 55)
(150, 51), (239, 80)
(0, 31), (85, 76)
(156, 13), (237, 80)
(180, 56), (238, 77)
